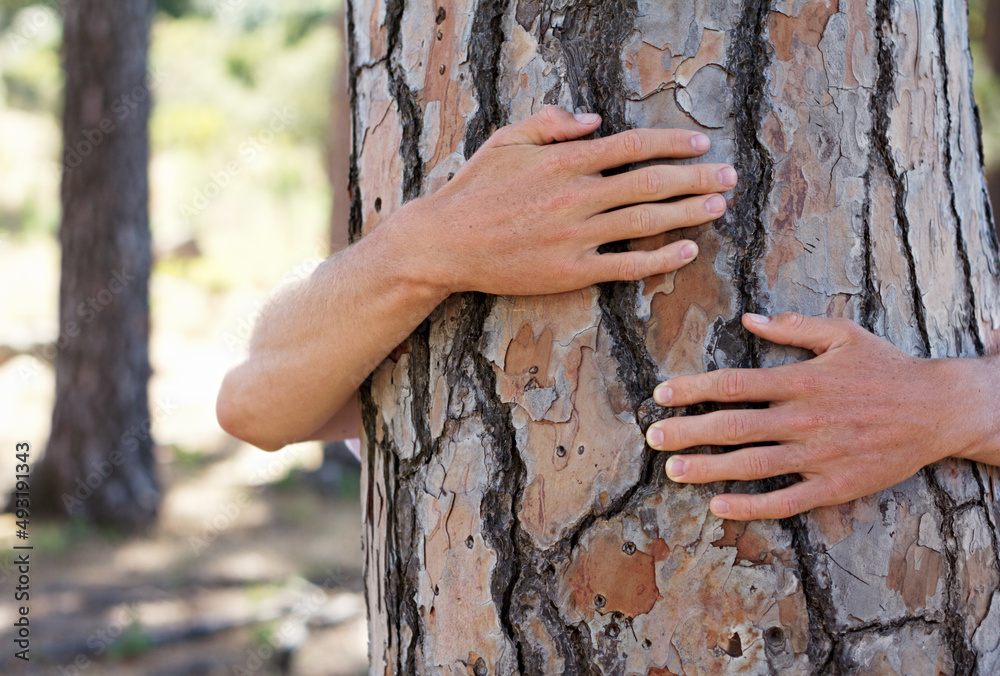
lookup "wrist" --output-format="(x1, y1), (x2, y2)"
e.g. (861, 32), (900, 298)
(372, 198), (455, 304)
(942, 356), (1000, 464)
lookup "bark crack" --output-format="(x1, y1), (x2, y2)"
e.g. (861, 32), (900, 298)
(345, 0), (364, 244)
(724, 0), (773, 369)
(872, 0), (931, 356)
(859, 169), (884, 332)
(934, 0), (985, 357)
(464, 0), (509, 158)
(385, 0), (424, 204)
(822, 615), (945, 673)
(922, 467), (979, 672)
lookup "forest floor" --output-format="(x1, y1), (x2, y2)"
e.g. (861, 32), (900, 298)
(0, 238), (369, 676)
(0, 449), (368, 676)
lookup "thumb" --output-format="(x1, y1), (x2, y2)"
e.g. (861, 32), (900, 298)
(490, 106), (602, 147)
(743, 312), (859, 355)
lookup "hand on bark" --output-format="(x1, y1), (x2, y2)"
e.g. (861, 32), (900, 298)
(394, 105), (737, 296)
(644, 312), (994, 521)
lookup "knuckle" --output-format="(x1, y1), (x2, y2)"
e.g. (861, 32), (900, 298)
(720, 370), (744, 399)
(538, 105), (560, 123)
(687, 198), (706, 223)
(824, 472), (853, 499)
(639, 168), (663, 197)
(723, 412), (751, 443)
(628, 207), (656, 236)
(795, 412), (833, 434)
(544, 148), (578, 174)
(782, 311), (804, 329)
(560, 220), (587, 244)
(620, 129), (647, 158)
(542, 190), (579, 212)
(487, 125), (512, 145)
(778, 494), (800, 519)
(744, 451), (771, 479)
(670, 128), (688, 150)
(794, 373), (823, 395)
(698, 166), (715, 192)
(616, 255), (646, 282)
(835, 317), (862, 338)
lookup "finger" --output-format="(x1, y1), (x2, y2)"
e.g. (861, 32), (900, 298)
(646, 408), (783, 451)
(597, 163), (738, 209)
(742, 312), (860, 355)
(570, 128), (712, 173)
(587, 194), (727, 243)
(652, 366), (792, 407)
(664, 445), (805, 484)
(489, 106), (602, 147)
(591, 241), (699, 283)
(709, 480), (822, 521)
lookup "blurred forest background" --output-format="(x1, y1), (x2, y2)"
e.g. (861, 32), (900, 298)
(0, 0), (996, 674)
(0, 1), (365, 674)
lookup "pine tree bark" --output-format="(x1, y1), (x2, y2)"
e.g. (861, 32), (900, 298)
(347, 0), (1000, 672)
(32, 0), (159, 530)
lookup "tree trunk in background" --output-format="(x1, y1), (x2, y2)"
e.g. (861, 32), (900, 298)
(32, 0), (159, 530)
(348, 0), (1000, 672)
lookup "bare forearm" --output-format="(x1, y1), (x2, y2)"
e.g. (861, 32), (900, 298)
(217, 108), (737, 451)
(217, 208), (447, 450)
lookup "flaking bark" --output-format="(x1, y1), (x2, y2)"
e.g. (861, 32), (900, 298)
(348, 0), (1000, 672)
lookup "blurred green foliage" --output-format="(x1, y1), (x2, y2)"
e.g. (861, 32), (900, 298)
(107, 621), (156, 662)
(0, 0), (338, 291)
(971, 0), (1000, 171)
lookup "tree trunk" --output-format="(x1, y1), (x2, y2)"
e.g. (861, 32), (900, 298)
(347, 0), (1000, 672)
(32, 0), (159, 531)
(329, 4), (353, 255)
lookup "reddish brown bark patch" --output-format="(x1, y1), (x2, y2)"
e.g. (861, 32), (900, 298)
(711, 520), (775, 565)
(564, 525), (663, 620)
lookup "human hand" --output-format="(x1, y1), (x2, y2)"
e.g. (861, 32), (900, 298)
(396, 106), (737, 297)
(644, 312), (991, 521)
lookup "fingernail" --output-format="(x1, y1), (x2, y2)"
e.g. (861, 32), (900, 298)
(745, 312), (771, 324)
(574, 112), (601, 124)
(719, 166), (738, 187)
(653, 384), (673, 405)
(712, 498), (730, 515)
(666, 457), (686, 480)
(705, 195), (726, 214)
(681, 242), (698, 261)
(691, 133), (710, 152)
(647, 427), (664, 448)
